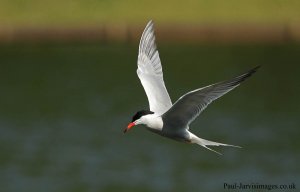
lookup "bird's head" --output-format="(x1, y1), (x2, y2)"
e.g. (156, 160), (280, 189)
(124, 110), (154, 133)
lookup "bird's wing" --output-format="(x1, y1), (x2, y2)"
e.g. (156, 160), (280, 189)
(162, 66), (260, 130)
(137, 21), (172, 115)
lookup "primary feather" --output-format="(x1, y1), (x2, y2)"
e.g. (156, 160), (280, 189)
(163, 66), (260, 131)
(137, 21), (172, 115)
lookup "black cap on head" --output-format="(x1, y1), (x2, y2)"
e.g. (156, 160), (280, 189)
(132, 110), (154, 122)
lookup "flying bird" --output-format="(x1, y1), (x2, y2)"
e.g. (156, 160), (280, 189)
(124, 21), (259, 155)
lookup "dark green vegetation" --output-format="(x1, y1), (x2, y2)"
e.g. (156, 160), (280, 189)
(0, 43), (299, 191)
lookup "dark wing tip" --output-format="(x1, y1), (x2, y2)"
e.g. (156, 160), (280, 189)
(229, 65), (261, 86)
(215, 65), (260, 89)
(241, 65), (261, 79)
(247, 65), (261, 76)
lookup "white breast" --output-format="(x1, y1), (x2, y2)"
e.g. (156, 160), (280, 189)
(142, 114), (163, 130)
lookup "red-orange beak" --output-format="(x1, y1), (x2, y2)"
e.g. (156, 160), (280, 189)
(124, 122), (136, 133)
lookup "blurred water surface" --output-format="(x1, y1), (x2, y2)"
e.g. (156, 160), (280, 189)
(0, 42), (299, 191)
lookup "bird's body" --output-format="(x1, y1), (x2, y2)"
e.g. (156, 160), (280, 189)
(124, 21), (259, 155)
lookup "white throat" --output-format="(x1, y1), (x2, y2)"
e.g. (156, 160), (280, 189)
(139, 114), (163, 130)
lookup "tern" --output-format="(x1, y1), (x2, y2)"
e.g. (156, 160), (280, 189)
(124, 21), (259, 155)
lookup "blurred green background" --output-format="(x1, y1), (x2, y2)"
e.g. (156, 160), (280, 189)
(0, 1), (300, 192)
(1, 0), (300, 27)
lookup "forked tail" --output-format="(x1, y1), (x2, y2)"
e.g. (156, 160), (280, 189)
(190, 133), (241, 155)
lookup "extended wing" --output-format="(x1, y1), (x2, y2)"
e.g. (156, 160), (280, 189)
(137, 21), (172, 115)
(162, 66), (260, 130)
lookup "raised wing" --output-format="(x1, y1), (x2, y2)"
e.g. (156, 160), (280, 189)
(162, 66), (260, 130)
(137, 21), (172, 115)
